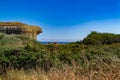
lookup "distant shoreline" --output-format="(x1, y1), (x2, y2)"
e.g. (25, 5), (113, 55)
(41, 42), (71, 44)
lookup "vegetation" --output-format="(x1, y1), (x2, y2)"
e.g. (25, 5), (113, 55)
(82, 31), (120, 45)
(0, 32), (120, 80)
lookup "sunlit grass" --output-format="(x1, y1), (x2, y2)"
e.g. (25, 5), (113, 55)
(2, 64), (120, 80)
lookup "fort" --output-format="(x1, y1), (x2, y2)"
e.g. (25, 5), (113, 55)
(0, 22), (42, 39)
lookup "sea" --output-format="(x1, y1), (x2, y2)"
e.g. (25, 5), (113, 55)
(41, 42), (71, 44)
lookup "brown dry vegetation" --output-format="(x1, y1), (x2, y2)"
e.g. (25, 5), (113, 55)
(2, 65), (120, 80)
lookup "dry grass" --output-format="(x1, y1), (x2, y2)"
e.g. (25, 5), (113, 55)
(2, 64), (120, 80)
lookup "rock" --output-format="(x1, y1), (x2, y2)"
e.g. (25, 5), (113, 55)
(0, 22), (42, 39)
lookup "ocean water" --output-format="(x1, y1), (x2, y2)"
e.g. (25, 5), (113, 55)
(41, 42), (71, 44)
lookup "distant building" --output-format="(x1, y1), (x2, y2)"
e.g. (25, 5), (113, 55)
(0, 22), (42, 39)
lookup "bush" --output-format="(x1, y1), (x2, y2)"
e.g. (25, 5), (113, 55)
(0, 32), (120, 75)
(82, 31), (120, 45)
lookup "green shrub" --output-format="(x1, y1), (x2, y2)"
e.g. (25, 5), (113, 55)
(82, 31), (120, 45)
(0, 32), (120, 75)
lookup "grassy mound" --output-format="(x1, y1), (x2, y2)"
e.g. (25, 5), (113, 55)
(82, 31), (120, 45)
(0, 33), (38, 48)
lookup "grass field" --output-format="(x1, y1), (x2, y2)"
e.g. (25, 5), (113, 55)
(0, 32), (120, 80)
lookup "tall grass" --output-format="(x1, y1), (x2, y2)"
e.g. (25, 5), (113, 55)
(3, 64), (120, 80)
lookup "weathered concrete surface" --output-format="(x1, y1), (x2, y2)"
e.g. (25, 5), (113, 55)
(0, 22), (42, 39)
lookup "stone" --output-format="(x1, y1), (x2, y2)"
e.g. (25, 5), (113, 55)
(0, 22), (42, 39)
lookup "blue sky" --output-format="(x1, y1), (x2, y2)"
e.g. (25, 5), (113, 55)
(0, 0), (120, 42)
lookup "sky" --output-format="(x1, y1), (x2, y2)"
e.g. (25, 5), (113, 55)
(0, 0), (120, 42)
